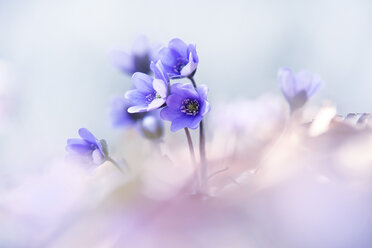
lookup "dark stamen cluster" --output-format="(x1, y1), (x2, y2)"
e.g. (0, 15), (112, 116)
(180, 99), (200, 116)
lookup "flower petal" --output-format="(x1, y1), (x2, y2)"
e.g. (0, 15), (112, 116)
(189, 115), (203, 129)
(168, 38), (188, 58)
(160, 107), (182, 121)
(153, 79), (168, 98)
(200, 100), (211, 116)
(147, 98), (165, 111)
(78, 128), (97, 143)
(128, 104), (149, 113)
(196, 84), (208, 100)
(158, 47), (177, 67)
(170, 116), (193, 132)
(166, 94), (184, 110)
(92, 149), (105, 165)
(278, 68), (296, 99)
(180, 57), (197, 77)
(125, 89), (146, 105)
(66, 143), (93, 155)
(187, 44), (199, 63)
(151, 61), (169, 83)
(132, 72), (154, 93)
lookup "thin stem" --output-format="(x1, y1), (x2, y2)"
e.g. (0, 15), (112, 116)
(107, 157), (126, 174)
(184, 128), (199, 192)
(189, 76), (197, 88)
(188, 76), (208, 194)
(199, 120), (207, 193)
(184, 128), (197, 166)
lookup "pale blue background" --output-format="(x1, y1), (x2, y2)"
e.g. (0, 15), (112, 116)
(0, 0), (372, 172)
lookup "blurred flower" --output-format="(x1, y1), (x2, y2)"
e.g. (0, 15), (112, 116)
(66, 128), (108, 165)
(109, 96), (146, 128)
(278, 68), (323, 112)
(110, 35), (159, 75)
(125, 62), (169, 113)
(139, 113), (164, 140)
(160, 83), (210, 131)
(158, 38), (199, 78)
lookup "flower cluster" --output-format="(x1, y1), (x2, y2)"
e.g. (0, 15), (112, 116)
(125, 38), (210, 131)
(66, 128), (108, 165)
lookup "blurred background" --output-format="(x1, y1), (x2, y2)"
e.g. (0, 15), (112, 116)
(0, 0), (372, 173)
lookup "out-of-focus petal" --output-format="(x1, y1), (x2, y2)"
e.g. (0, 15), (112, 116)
(92, 149), (105, 165)
(278, 68), (296, 99)
(78, 128), (97, 143)
(110, 50), (134, 74)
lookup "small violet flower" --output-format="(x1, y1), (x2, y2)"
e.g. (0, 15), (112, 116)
(111, 35), (158, 75)
(66, 128), (108, 165)
(125, 61), (169, 113)
(109, 96), (146, 128)
(158, 38), (199, 79)
(160, 83), (210, 132)
(278, 68), (323, 112)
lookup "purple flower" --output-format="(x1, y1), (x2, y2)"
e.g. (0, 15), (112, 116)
(160, 83), (210, 132)
(109, 96), (146, 128)
(110, 35), (159, 75)
(278, 68), (323, 112)
(158, 38), (199, 79)
(125, 61), (169, 113)
(66, 128), (108, 165)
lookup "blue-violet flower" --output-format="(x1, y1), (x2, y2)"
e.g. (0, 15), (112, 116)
(160, 83), (210, 132)
(111, 35), (158, 75)
(278, 68), (323, 112)
(125, 61), (169, 113)
(66, 128), (108, 165)
(158, 38), (199, 79)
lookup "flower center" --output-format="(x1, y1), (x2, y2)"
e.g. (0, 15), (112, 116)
(180, 99), (200, 116)
(173, 57), (188, 73)
(145, 91), (161, 103)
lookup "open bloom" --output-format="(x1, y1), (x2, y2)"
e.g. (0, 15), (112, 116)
(66, 128), (108, 165)
(110, 35), (159, 75)
(109, 96), (146, 128)
(278, 68), (323, 112)
(125, 61), (169, 113)
(158, 38), (199, 79)
(160, 83), (210, 132)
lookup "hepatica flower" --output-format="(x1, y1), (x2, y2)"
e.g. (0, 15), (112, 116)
(160, 83), (210, 131)
(66, 128), (108, 165)
(278, 68), (323, 112)
(109, 96), (146, 128)
(111, 35), (157, 75)
(125, 61), (169, 113)
(158, 38), (199, 79)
